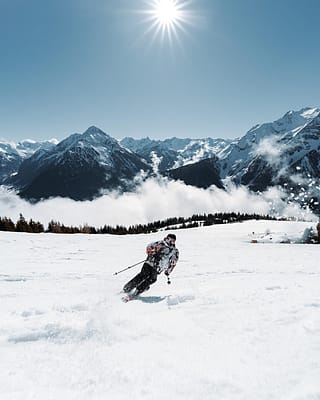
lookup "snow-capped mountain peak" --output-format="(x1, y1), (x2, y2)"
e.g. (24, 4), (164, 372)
(220, 106), (320, 179)
(120, 136), (232, 171)
(82, 126), (115, 143)
(0, 138), (58, 184)
(6, 126), (151, 200)
(57, 127), (117, 154)
(16, 138), (59, 158)
(300, 106), (320, 118)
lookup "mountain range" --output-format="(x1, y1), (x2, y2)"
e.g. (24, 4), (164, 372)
(0, 139), (57, 185)
(0, 107), (319, 211)
(3, 127), (151, 200)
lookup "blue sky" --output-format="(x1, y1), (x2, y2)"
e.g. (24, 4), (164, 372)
(0, 0), (319, 141)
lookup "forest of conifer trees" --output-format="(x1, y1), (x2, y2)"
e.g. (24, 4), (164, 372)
(0, 212), (283, 235)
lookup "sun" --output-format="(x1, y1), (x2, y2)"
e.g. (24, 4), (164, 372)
(153, 0), (180, 26)
(141, 0), (194, 44)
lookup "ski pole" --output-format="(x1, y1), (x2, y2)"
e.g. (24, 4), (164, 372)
(113, 259), (146, 276)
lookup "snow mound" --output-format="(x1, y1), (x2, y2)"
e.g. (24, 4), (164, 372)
(249, 224), (319, 244)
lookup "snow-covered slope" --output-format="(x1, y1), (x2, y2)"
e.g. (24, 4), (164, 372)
(121, 136), (231, 171)
(1, 220), (319, 400)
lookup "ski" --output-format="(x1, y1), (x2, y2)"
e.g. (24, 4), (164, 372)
(121, 294), (135, 303)
(121, 291), (139, 303)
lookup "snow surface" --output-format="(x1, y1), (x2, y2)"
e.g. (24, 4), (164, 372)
(1, 220), (320, 400)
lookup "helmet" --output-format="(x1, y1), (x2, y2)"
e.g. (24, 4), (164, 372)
(164, 233), (176, 246)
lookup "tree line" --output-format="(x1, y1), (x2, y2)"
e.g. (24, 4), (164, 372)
(0, 212), (282, 235)
(0, 214), (44, 233)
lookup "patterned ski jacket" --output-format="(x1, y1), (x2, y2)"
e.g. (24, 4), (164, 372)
(145, 239), (179, 275)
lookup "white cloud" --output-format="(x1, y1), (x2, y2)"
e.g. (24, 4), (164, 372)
(289, 174), (308, 185)
(0, 177), (316, 228)
(254, 136), (287, 166)
(150, 151), (162, 174)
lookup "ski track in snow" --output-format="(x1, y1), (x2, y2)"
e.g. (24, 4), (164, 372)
(1, 221), (320, 400)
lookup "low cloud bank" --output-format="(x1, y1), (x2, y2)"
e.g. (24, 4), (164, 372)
(0, 177), (317, 228)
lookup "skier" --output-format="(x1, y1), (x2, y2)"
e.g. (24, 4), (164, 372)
(122, 233), (179, 300)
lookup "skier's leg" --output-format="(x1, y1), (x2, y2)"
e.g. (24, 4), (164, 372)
(135, 267), (158, 295)
(123, 272), (144, 293)
(123, 263), (150, 293)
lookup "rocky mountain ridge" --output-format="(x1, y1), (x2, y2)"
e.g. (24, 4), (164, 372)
(0, 107), (319, 210)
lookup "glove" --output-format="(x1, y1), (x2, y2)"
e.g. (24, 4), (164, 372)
(147, 247), (157, 255)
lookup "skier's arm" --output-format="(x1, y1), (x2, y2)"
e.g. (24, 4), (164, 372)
(146, 241), (162, 255)
(165, 248), (179, 275)
(146, 242), (163, 268)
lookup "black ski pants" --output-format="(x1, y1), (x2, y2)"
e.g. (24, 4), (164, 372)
(123, 263), (158, 295)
